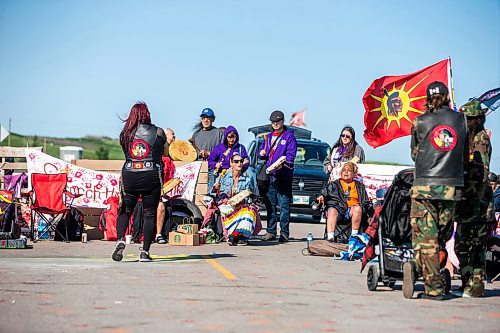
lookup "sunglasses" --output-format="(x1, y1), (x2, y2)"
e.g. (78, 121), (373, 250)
(232, 159), (244, 164)
(341, 134), (352, 139)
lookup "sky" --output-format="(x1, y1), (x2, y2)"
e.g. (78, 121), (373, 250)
(0, 0), (499, 171)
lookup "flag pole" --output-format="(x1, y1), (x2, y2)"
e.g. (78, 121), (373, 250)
(448, 57), (458, 111)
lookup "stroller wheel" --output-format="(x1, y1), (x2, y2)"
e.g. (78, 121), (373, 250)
(441, 268), (451, 294)
(403, 261), (416, 299)
(367, 265), (379, 291)
(384, 279), (396, 289)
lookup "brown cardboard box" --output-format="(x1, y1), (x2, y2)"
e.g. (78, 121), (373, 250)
(185, 233), (200, 246)
(177, 224), (199, 235)
(169, 232), (200, 246)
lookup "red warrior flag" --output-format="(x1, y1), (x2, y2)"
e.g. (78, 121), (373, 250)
(363, 59), (450, 148)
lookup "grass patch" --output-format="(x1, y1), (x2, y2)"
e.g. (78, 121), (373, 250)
(1, 133), (124, 160)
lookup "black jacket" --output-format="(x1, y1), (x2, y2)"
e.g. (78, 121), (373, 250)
(411, 107), (467, 186)
(123, 123), (166, 172)
(321, 179), (373, 217)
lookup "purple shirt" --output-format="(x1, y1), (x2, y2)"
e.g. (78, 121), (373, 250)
(259, 129), (297, 177)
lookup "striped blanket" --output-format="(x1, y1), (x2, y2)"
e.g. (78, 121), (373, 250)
(220, 204), (259, 239)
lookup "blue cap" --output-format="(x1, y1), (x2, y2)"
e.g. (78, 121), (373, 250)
(200, 108), (215, 118)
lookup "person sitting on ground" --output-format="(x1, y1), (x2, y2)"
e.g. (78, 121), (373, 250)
(214, 153), (259, 246)
(155, 128), (176, 244)
(208, 125), (249, 180)
(318, 162), (373, 242)
(323, 125), (365, 177)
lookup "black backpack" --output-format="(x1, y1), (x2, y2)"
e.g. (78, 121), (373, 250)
(55, 208), (84, 242)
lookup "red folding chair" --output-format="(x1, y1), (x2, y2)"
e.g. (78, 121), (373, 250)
(28, 173), (80, 242)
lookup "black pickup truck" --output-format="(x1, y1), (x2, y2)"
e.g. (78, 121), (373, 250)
(246, 125), (329, 219)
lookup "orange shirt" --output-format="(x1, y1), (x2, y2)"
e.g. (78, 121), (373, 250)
(340, 179), (359, 207)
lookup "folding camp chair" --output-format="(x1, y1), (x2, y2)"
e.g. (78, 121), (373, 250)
(322, 208), (371, 243)
(28, 173), (80, 242)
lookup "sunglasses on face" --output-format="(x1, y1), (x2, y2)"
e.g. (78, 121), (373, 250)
(341, 134), (352, 139)
(232, 159), (244, 164)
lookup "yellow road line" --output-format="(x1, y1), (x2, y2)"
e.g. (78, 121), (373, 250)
(126, 253), (190, 260)
(203, 255), (237, 280)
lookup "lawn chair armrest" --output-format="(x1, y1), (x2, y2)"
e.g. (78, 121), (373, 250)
(64, 191), (82, 206)
(65, 192), (82, 199)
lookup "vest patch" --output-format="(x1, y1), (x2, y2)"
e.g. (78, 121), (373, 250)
(130, 139), (150, 159)
(430, 125), (457, 151)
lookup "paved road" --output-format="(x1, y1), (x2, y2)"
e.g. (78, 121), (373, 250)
(0, 220), (498, 333)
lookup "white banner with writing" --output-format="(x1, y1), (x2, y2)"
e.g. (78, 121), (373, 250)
(167, 161), (202, 201)
(330, 163), (411, 200)
(26, 149), (202, 208)
(26, 149), (120, 208)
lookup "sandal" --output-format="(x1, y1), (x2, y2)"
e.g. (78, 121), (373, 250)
(155, 235), (167, 244)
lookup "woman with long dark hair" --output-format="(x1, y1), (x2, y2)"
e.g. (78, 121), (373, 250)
(323, 125), (365, 176)
(112, 102), (168, 262)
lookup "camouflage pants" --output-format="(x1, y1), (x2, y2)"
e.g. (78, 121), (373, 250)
(455, 222), (487, 297)
(410, 199), (455, 296)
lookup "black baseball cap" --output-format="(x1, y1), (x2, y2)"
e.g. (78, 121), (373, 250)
(427, 81), (449, 98)
(269, 110), (284, 122)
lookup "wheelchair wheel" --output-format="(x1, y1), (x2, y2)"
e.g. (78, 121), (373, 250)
(367, 265), (379, 291)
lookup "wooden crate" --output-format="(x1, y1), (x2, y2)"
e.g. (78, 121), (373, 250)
(0, 146), (43, 189)
(79, 207), (104, 240)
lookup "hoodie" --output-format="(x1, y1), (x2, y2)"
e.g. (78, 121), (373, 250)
(208, 125), (249, 176)
(258, 127), (297, 178)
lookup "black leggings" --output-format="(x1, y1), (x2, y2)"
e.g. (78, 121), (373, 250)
(117, 170), (161, 252)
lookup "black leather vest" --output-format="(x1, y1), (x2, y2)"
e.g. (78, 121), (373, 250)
(413, 107), (467, 186)
(123, 124), (164, 172)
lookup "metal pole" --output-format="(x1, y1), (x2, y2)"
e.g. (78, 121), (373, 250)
(8, 118), (11, 146)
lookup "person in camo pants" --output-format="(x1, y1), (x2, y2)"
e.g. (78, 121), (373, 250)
(403, 82), (468, 301)
(453, 101), (492, 298)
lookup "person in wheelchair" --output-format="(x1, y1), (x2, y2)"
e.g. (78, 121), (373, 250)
(213, 153), (260, 245)
(318, 162), (373, 242)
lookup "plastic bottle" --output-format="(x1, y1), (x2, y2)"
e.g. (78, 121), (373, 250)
(306, 232), (313, 245)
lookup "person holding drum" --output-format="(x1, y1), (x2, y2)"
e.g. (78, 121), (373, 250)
(112, 102), (168, 262)
(208, 125), (249, 186)
(191, 108), (224, 191)
(259, 110), (297, 243)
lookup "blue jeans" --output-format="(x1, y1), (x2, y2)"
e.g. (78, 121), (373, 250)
(264, 176), (292, 238)
(207, 169), (215, 194)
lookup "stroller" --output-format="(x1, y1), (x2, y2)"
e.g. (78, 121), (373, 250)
(361, 168), (451, 297)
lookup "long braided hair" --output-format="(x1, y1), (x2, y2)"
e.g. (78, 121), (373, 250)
(119, 102), (152, 152)
(331, 125), (358, 160)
